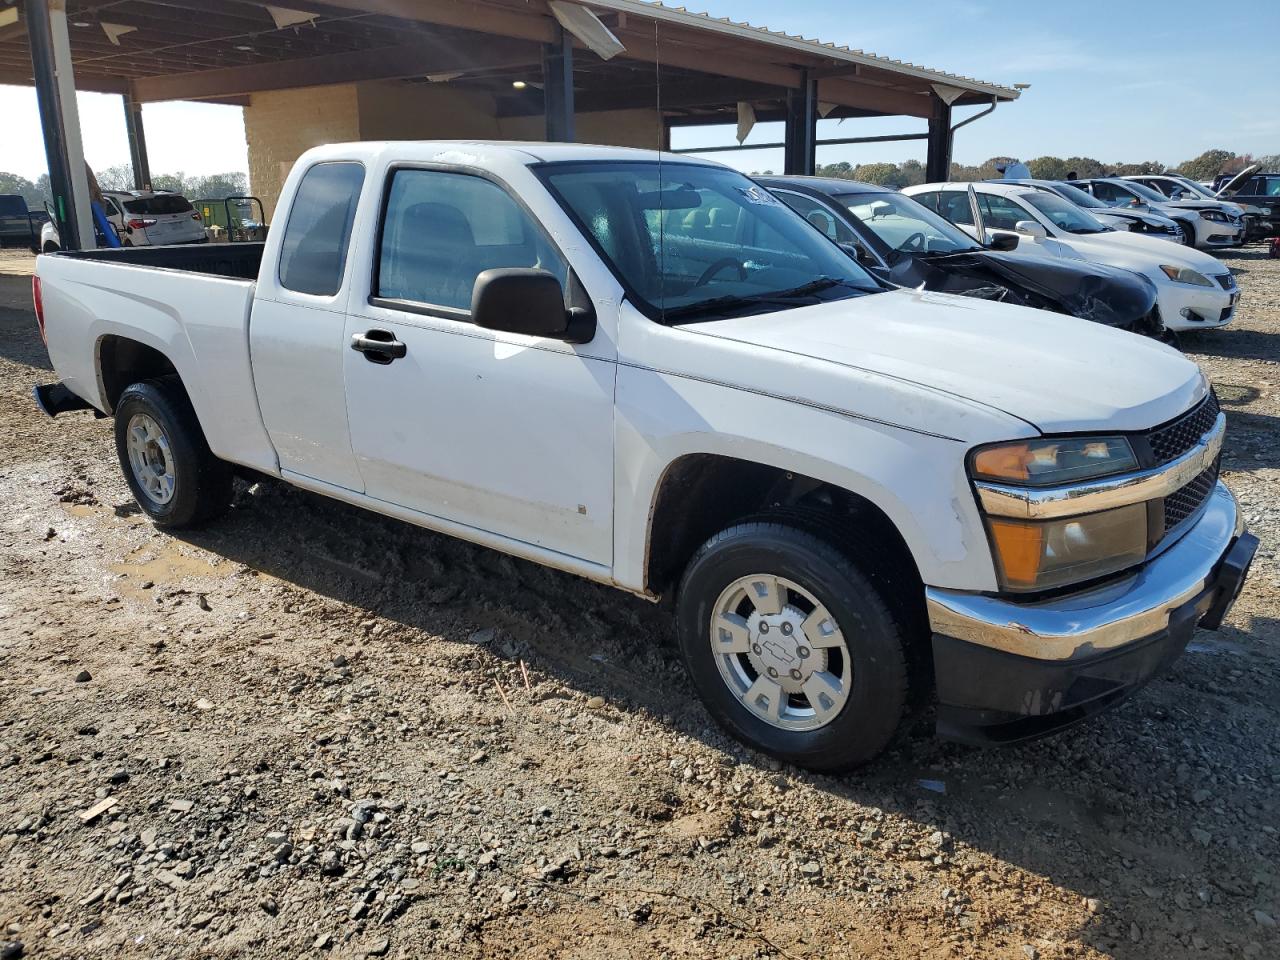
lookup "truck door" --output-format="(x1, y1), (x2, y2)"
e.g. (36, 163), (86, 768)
(250, 160), (367, 492)
(340, 167), (615, 566)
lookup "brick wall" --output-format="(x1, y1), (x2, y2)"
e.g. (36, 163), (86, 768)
(244, 84), (360, 221)
(243, 81), (665, 218)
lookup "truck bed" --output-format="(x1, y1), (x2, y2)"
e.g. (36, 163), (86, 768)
(37, 242), (278, 473)
(56, 241), (264, 280)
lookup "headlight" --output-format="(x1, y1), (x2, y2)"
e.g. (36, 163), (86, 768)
(1159, 265), (1213, 286)
(985, 504), (1148, 592)
(971, 436), (1138, 486)
(1199, 211), (1227, 223)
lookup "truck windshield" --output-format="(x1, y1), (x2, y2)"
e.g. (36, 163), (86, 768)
(837, 191), (981, 263)
(540, 162), (880, 322)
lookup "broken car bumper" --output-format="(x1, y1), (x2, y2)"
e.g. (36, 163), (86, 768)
(925, 482), (1257, 746)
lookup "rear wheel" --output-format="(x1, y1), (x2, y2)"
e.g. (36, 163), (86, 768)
(676, 518), (915, 772)
(114, 377), (232, 528)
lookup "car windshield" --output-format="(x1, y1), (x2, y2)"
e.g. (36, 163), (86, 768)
(540, 162), (881, 321)
(1116, 180), (1169, 205)
(1050, 182), (1109, 210)
(1165, 177), (1216, 200)
(1022, 192), (1111, 234)
(122, 194), (193, 215)
(837, 191), (981, 263)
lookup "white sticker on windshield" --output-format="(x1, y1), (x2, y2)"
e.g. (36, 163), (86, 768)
(737, 185), (779, 205)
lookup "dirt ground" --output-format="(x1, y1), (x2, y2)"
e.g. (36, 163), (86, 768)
(1, 246), (1277, 960)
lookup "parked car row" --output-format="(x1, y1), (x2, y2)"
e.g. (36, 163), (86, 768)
(31, 141), (1257, 772)
(40, 189), (209, 252)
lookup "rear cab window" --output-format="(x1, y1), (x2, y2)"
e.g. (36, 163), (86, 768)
(277, 162), (365, 297)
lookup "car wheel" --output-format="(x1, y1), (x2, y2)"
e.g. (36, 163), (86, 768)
(1175, 220), (1196, 246)
(114, 377), (232, 528)
(675, 517), (916, 772)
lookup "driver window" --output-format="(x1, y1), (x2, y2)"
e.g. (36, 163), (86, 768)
(774, 192), (857, 244)
(376, 169), (568, 314)
(933, 191), (974, 226)
(976, 194), (1030, 230)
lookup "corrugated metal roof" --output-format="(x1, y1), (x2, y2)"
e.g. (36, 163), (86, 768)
(585, 0), (1021, 100)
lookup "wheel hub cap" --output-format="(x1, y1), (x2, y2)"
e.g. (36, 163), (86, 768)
(710, 574), (852, 732)
(125, 413), (176, 505)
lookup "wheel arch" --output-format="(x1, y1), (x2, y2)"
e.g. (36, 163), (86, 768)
(643, 453), (924, 603)
(96, 334), (180, 413)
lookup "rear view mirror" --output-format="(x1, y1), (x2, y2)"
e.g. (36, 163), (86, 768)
(988, 232), (1019, 251)
(471, 268), (595, 344)
(1013, 220), (1048, 239)
(838, 240), (875, 264)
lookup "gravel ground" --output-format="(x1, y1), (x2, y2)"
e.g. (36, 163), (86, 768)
(0, 246), (1277, 960)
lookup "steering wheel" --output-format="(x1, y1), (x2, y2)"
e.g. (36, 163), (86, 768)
(898, 231), (927, 253)
(693, 257), (748, 288)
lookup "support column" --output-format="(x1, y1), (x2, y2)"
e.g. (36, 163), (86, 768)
(26, 0), (93, 249)
(783, 70), (818, 175)
(542, 24), (575, 142)
(123, 91), (151, 190)
(926, 94), (953, 183)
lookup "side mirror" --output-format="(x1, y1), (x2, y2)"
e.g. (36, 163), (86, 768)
(471, 268), (595, 344)
(988, 232), (1020, 251)
(1013, 220), (1048, 238)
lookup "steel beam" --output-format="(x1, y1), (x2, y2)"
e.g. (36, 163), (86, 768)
(783, 70), (817, 175)
(123, 91), (151, 190)
(926, 94), (952, 183)
(24, 0), (92, 249)
(542, 23), (574, 142)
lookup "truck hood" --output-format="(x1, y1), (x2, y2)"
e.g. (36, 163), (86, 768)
(689, 289), (1204, 435)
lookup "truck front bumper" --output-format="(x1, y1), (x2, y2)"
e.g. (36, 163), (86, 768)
(926, 482), (1257, 746)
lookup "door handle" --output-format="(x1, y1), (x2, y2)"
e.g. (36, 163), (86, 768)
(350, 330), (407, 363)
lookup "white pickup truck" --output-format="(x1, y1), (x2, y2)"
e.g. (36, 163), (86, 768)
(32, 142), (1257, 771)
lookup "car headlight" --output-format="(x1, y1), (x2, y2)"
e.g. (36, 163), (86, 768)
(1199, 211), (1227, 223)
(985, 504), (1148, 592)
(1159, 265), (1213, 286)
(970, 436), (1146, 592)
(971, 436), (1138, 486)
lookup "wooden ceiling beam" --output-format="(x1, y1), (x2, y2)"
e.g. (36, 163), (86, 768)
(132, 33), (537, 101)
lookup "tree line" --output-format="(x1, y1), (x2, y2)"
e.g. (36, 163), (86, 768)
(757, 148), (1279, 189)
(0, 166), (249, 211)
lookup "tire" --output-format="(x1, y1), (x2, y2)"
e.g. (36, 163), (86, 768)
(1175, 219), (1196, 247)
(675, 518), (916, 772)
(113, 377), (232, 528)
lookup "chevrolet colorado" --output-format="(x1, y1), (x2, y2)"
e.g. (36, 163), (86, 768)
(31, 142), (1257, 770)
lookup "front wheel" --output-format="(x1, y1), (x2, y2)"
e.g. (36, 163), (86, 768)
(114, 377), (232, 528)
(1175, 219), (1196, 247)
(676, 519), (915, 772)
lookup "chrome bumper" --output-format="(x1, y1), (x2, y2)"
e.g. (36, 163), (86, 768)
(927, 482), (1247, 662)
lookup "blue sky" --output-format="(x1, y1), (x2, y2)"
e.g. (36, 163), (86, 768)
(1, 0), (1276, 182)
(671, 0), (1279, 171)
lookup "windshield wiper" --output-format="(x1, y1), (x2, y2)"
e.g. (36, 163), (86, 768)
(661, 277), (863, 321)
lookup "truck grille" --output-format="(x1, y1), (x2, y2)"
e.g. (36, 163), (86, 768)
(1147, 392), (1220, 465)
(1163, 458), (1219, 533)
